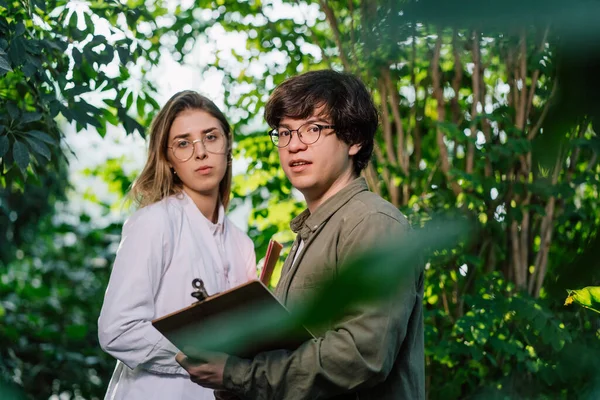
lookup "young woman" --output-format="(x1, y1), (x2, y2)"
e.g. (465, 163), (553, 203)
(98, 91), (256, 400)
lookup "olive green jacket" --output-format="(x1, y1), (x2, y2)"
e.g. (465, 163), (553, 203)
(223, 178), (425, 399)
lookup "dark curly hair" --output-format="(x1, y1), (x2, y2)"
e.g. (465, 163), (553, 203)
(265, 70), (378, 176)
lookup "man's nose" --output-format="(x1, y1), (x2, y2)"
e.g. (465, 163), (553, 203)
(287, 130), (307, 152)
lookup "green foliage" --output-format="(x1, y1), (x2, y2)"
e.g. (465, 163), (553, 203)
(0, 0), (163, 187)
(2, 0), (600, 399)
(0, 156), (136, 399)
(565, 287), (600, 314)
(0, 205), (121, 399)
(426, 273), (600, 398)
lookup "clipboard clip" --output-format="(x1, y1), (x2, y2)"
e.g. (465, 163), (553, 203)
(191, 278), (210, 302)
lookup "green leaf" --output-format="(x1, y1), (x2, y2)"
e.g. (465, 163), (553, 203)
(21, 112), (42, 124)
(565, 286), (600, 314)
(24, 137), (51, 160)
(136, 93), (145, 117)
(117, 46), (129, 64)
(15, 22), (25, 36)
(21, 61), (37, 77)
(6, 102), (20, 120)
(126, 91), (133, 110)
(0, 53), (11, 72)
(12, 140), (29, 173)
(8, 36), (26, 66)
(33, 0), (46, 12)
(26, 130), (55, 145)
(72, 48), (82, 65)
(0, 135), (8, 158)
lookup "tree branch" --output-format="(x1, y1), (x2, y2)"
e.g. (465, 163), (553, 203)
(383, 67), (408, 174)
(432, 31), (462, 196)
(363, 162), (382, 196)
(307, 26), (334, 69)
(467, 29), (480, 175)
(516, 30), (528, 131)
(347, 0), (358, 64)
(528, 78), (558, 140)
(524, 25), (550, 121)
(378, 74), (398, 167)
(319, 0), (351, 71)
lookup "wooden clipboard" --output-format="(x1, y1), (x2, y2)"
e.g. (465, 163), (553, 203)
(259, 239), (283, 286)
(152, 280), (313, 358)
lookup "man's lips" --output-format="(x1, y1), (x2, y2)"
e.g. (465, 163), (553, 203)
(288, 160), (311, 167)
(288, 160), (312, 172)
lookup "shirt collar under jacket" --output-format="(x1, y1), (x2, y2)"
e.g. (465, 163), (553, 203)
(290, 177), (369, 243)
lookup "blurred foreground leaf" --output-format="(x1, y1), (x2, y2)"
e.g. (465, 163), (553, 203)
(180, 216), (472, 357)
(0, 380), (27, 400)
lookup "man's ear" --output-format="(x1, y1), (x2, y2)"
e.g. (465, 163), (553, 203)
(348, 143), (361, 156)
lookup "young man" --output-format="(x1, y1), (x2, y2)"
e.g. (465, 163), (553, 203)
(177, 70), (425, 399)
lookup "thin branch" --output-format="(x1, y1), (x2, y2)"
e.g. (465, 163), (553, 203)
(451, 29), (464, 126)
(524, 25), (550, 121)
(567, 121), (587, 180)
(480, 62), (492, 178)
(378, 75), (398, 167)
(528, 77), (558, 140)
(432, 31), (462, 196)
(506, 46), (517, 110)
(467, 29), (480, 175)
(516, 30), (528, 131)
(347, 0), (357, 64)
(383, 67), (408, 174)
(519, 193), (531, 289)
(307, 26), (334, 69)
(319, 0), (351, 71)
(510, 220), (524, 289)
(364, 162), (381, 196)
(373, 142), (398, 205)
(410, 25), (422, 167)
(531, 149), (562, 296)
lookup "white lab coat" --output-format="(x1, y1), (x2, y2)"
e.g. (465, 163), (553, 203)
(98, 191), (256, 400)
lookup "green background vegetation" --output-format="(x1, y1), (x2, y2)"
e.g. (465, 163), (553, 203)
(1, 0), (599, 398)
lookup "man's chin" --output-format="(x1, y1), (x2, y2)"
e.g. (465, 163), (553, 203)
(288, 176), (314, 192)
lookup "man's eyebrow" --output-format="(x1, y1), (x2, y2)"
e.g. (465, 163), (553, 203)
(278, 118), (330, 128)
(171, 127), (219, 140)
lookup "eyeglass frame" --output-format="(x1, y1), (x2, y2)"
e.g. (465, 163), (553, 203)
(268, 123), (336, 148)
(166, 132), (229, 162)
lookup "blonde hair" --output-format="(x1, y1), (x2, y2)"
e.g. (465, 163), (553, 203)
(130, 91), (233, 209)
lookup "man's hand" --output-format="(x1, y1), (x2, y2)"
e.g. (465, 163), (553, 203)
(175, 350), (228, 390)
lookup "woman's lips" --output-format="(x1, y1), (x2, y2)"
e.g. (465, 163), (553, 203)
(195, 166), (213, 175)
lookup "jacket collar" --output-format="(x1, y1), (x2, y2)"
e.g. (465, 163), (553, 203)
(290, 177), (369, 242)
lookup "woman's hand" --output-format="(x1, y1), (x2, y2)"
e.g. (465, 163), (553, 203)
(175, 350), (228, 390)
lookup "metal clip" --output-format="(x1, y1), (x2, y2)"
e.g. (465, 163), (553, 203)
(191, 278), (210, 302)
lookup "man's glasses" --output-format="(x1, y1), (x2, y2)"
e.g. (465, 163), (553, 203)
(268, 123), (335, 148)
(167, 131), (227, 162)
